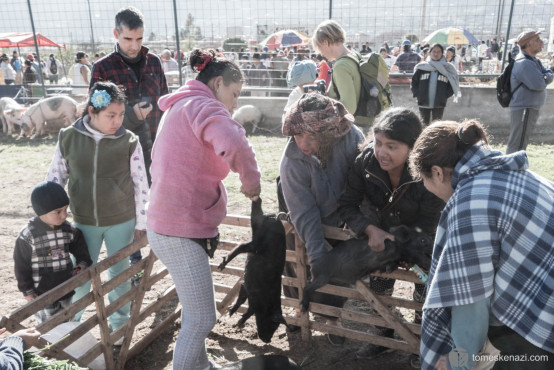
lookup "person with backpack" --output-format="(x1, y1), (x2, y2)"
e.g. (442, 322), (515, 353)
(313, 20), (391, 129)
(46, 54), (62, 85)
(411, 43), (461, 125)
(505, 30), (553, 154)
(312, 20), (367, 126)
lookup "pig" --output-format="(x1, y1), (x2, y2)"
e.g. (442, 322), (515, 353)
(17, 95), (79, 139)
(301, 225), (433, 313)
(218, 198), (290, 343)
(232, 105), (263, 134)
(0, 97), (25, 135)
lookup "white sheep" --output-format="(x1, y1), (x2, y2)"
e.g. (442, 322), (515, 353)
(232, 105), (263, 134)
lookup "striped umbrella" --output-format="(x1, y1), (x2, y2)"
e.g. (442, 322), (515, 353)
(423, 27), (471, 45)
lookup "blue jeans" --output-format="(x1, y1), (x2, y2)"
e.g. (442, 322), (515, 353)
(72, 218), (135, 329)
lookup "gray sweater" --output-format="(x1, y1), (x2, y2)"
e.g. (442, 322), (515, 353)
(510, 51), (553, 111)
(279, 126), (364, 262)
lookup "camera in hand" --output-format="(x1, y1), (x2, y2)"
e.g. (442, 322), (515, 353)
(138, 96), (151, 108)
(303, 80), (326, 95)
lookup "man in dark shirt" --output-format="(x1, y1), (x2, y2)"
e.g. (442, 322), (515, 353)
(391, 40), (421, 73)
(90, 6), (168, 185)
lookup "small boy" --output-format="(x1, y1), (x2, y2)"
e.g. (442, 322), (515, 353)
(14, 181), (92, 324)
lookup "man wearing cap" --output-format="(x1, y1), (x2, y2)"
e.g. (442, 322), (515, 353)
(391, 40), (421, 74)
(26, 54), (44, 84)
(507, 30), (553, 154)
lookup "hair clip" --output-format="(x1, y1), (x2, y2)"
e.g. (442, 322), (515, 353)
(457, 125), (469, 144)
(91, 90), (111, 109)
(195, 53), (213, 72)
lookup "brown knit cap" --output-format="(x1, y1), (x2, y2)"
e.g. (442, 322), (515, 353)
(517, 30), (541, 48)
(282, 93), (354, 138)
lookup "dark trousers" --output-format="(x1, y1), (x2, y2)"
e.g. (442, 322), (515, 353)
(489, 325), (552, 369)
(419, 107), (445, 125)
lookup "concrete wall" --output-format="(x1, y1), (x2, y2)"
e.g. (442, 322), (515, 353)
(238, 85), (554, 143)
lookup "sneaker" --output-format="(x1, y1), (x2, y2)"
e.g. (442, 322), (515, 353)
(327, 333), (346, 347)
(209, 360), (222, 369)
(409, 354), (420, 368)
(131, 270), (143, 287)
(356, 343), (389, 359)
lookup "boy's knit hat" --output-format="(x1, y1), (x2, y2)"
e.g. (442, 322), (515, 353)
(286, 60), (317, 87)
(31, 181), (69, 216)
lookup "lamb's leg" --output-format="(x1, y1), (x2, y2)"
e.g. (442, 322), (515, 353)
(218, 242), (255, 270)
(229, 284), (248, 316)
(236, 307), (255, 327)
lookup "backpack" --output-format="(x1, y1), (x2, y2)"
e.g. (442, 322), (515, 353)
(50, 60), (58, 75)
(496, 53), (531, 107)
(333, 53), (393, 121)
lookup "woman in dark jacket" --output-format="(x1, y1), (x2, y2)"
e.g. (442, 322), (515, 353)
(411, 43), (460, 125)
(338, 107), (444, 360)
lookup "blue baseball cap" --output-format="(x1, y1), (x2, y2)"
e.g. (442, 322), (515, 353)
(402, 40), (411, 46)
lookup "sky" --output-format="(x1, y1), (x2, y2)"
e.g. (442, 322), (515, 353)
(3, 0), (553, 47)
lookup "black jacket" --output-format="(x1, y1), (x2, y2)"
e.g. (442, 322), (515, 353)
(338, 145), (444, 236)
(14, 217), (92, 298)
(411, 68), (454, 108)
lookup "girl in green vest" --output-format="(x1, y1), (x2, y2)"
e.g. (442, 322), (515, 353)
(46, 81), (149, 334)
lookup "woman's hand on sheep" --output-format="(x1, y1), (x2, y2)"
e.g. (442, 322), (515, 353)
(364, 224), (395, 252)
(241, 184), (261, 200)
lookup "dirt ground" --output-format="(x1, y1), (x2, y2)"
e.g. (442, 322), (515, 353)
(0, 134), (418, 370)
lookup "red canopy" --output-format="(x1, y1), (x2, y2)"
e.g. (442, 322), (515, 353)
(0, 32), (64, 49)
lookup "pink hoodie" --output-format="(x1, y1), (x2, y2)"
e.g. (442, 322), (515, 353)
(147, 80), (261, 238)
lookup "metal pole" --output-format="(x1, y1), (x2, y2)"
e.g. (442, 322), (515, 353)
(501, 0), (516, 72)
(329, 0), (332, 19)
(26, 0), (47, 98)
(86, 0), (96, 56)
(420, 0), (427, 42)
(172, 0), (183, 86)
(495, 0), (505, 38)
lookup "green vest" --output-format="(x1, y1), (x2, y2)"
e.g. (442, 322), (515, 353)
(59, 122), (138, 226)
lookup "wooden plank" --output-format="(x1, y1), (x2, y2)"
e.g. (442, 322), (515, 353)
(216, 277), (243, 315)
(117, 248), (158, 369)
(355, 280), (420, 353)
(210, 264), (244, 276)
(222, 214), (251, 227)
(8, 271), (91, 323)
(321, 224), (357, 241)
(35, 292), (95, 334)
(136, 286), (178, 324)
(90, 266), (116, 370)
(310, 321), (417, 354)
(294, 233), (311, 341)
(0, 316), (81, 364)
(127, 308), (181, 360)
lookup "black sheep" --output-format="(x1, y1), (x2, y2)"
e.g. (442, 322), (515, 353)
(301, 225), (433, 312)
(218, 198), (289, 343)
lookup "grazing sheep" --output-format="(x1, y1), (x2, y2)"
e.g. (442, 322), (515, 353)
(218, 198), (289, 343)
(0, 97), (25, 135)
(301, 225), (433, 313)
(17, 95), (79, 139)
(232, 105), (263, 134)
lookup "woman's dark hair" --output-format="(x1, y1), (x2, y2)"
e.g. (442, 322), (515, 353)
(189, 48), (244, 85)
(429, 43), (444, 55)
(360, 107), (422, 149)
(76, 51), (86, 62)
(409, 119), (489, 179)
(84, 81), (127, 117)
(446, 45), (456, 55)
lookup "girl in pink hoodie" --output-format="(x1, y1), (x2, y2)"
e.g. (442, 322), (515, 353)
(147, 49), (260, 370)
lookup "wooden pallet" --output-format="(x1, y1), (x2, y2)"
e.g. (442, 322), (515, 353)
(1, 213), (423, 369)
